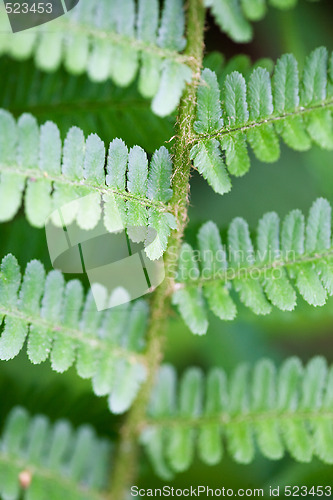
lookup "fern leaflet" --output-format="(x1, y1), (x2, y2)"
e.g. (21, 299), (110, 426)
(0, 110), (176, 260)
(172, 198), (333, 334)
(0, 407), (110, 499)
(0, 254), (149, 414)
(191, 48), (333, 195)
(142, 357), (333, 479)
(0, 0), (192, 117)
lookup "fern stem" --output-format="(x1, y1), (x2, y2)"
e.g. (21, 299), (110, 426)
(109, 1), (206, 498)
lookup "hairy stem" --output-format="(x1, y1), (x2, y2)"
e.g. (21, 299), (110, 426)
(109, 1), (206, 497)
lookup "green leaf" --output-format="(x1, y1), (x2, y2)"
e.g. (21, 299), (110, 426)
(17, 113), (39, 169)
(152, 60), (192, 117)
(301, 356), (327, 411)
(314, 366), (333, 463)
(84, 134), (105, 184)
(0, 110), (24, 222)
(104, 138), (128, 231)
(198, 369), (227, 465)
(301, 46), (328, 106)
(277, 358), (312, 461)
(190, 139), (231, 195)
(223, 71), (249, 126)
(228, 217), (255, 266)
(257, 212), (280, 262)
(227, 365), (254, 463)
(248, 68), (274, 120)
(194, 69), (223, 133)
(263, 268), (296, 311)
(0, 0), (191, 117)
(228, 217), (271, 314)
(220, 134), (250, 176)
(0, 407), (111, 500)
(241, 0), (266, 20)
(146, 211), (177, 260)
(158, 0), (186, 51)
(0, 255), (25, 360)
(305, 109), (333, 150)
(306, 198), (331, 253)
(28, 271), (64, 364)
(0, 254), (21, 308)
(275, 116), (311, 151)
(247, 123), (280, 162)
(273, 53), (299, 113)
(197, 221), (237, 320)
(144, 357), (333, 475)
(234, 277), (272, 315)
(316, 258), (333, 296)
(246, 68), (280, 162)
(194, 48), (333, 194)
(172, 244), (208, 335)
(198, 221), (227, 275)
(0, 110), (175, 259)
(272, 54), (311, 150)
(108, 360), (147, 414)
(167, 369), (203, 472)
(51, 280), (83, 373)
(106, 139), (128, 191)
(251, 360), (283, 459)
(137, 0), (159, 44)
(141, 365), (176, 480)
(281, 209), (305, 258)
(0, 256), (149, 414)
(173, 198), (333, 331)
(40, 122), (61, 174)
(127, 146), (148, 197)
(257, 212), (296, 310)
(127, 146), (149, 233)
(295, 263), (327, 307)
(147, 147), (173, 203)
(62, 127), (85, 179)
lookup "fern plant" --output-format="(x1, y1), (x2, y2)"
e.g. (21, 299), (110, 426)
(1, 0), (333, 497)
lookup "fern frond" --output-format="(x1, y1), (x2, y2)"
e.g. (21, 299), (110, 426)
(191, 48), (333, 195)
(205, 0), (318, 43)
(172, 198), (333, 334)
(0, 407), (110, 499)
(0, 110), (176, 260)
(0, 0), (192, 117)
(0, 255), (149, 414)
(141, 357), (333, 479)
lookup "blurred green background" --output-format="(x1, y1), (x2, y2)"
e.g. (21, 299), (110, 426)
(1, 0), (333, 494)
